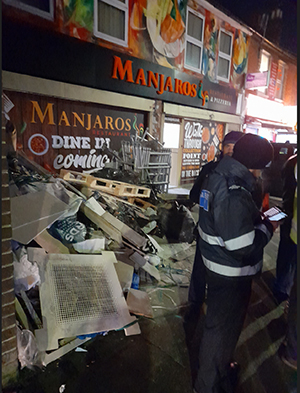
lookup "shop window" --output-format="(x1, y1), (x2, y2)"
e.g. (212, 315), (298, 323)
(184, 7), (205, 73)
(217, 29), (233, 82)
(3, 0), (54, 20)
(275, 61), (286, 100)
(94, 0), (128, 47)
(163, 122), (180, 149)
(257, 50), (270, 94)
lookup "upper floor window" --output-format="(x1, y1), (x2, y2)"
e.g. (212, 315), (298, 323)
(275, 61), (286, 100)
(94, 0), (128, 47)
(217, 29), (233, 82)
(257, 50), (270, 94)
(3, 0), (54, 20)
(184, 7), (205, 73)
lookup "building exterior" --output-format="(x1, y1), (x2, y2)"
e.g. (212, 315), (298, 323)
(2, 0), (252, 189)
(1, 1), (251, 382)
(244, 28), (297, 144)
(1, 0), (295, 386)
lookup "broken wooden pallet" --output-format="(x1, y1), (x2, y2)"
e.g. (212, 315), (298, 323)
(59, 169), (92, 186)
(127, 197), (156, 210)
(87, 177), (151, 198)
(60, 170), (151, 199)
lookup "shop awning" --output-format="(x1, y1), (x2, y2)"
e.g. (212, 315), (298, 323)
(245, 116), (294, 131)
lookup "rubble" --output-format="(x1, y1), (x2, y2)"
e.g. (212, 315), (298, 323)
(8, 150), (196, 369)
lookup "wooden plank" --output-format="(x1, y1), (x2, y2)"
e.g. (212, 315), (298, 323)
(61, 169), (151, 198)
(15, 297), (30, 330)
(20, 290), (43, 330)
(59, 169), (91, 186)
(88, 177), (150, 198)
(127, 197), (157, 210)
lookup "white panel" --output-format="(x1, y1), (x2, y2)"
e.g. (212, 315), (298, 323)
(2, 71), (154, 112)
(39, 253), (133, 349)
(163, 103), (242, 124)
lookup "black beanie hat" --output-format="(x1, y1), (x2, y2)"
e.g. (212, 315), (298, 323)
(232, 133), (274, 169)
(222, 131), (244, 145)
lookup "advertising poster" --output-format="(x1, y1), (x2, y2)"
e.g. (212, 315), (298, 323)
(4, 91), (146, 173)
(180, 120), (224, 184)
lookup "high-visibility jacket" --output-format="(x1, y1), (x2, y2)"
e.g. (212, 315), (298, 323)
(198, 156), (273, 278)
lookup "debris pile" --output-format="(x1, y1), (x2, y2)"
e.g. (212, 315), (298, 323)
(8, 151), (197, 370)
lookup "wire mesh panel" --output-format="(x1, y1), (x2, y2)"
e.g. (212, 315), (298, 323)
(51, 264), (118, 324)
(39, 252), (134, 348)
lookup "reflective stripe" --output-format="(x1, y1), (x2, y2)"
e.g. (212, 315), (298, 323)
(224, 231), (255, 250)
(198, 225), (225, 247)
(202, 255), (262, 277)
(199, 225), (255, 250)
(255, 223), (271, 242)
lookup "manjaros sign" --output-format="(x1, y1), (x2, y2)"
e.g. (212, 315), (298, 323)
(5, 91), (146, 172)
(110, 54), (238, 114)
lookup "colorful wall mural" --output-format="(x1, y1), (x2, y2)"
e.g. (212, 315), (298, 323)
(11, 0), (249, 91)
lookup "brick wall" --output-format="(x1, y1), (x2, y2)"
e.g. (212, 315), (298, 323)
(283, 63), (297, 106)
(2, 107), (19, 388)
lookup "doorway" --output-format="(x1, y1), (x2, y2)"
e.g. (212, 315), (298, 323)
(163, 120), (181, 187)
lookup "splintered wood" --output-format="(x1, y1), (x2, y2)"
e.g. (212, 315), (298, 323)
(60, 169), (151, 198)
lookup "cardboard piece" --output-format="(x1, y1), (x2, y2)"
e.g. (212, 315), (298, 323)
(73, 238), (105, 253)
(34, 230), (70, 254)
(130, 252), (161, 281)
(126, 288), (154, 318)
(125, 322), (141, 336)
(114, 261), (134, 292)
(11, 190), (68, 244)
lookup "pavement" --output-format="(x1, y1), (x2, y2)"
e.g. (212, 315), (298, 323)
(5, 199), (297, 393)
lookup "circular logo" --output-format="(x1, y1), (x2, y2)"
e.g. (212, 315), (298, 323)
(28, 134), (49, 156)
(202, 127), (210, 144)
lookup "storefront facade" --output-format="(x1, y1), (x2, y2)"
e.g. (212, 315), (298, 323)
(3, 0), (251, 187)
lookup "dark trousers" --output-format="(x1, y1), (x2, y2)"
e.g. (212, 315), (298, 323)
(274, 218), (297, 299)
(285, 267), (297, 361)
(188, 231), (206, 306)
(194, 271), (252, 393)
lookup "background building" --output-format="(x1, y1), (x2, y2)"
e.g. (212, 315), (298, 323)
(244, 29), (297, 144)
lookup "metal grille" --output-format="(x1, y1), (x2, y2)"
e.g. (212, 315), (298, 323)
(50, 264), (118, 325)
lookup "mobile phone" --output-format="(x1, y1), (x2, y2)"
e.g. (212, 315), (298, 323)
(263, 206), (287, 221)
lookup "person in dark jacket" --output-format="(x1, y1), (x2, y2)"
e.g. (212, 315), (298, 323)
(273, 153), (297, 304)
(189, 131), (244, 204)
(193, 134), (275, 393)
(187, 131), (244, 313)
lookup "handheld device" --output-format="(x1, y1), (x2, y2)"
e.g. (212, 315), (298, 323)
(263, 206), (287, 222)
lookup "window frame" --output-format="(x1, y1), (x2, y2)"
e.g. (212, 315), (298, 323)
(184, 7), (205, 74)
(3, 0), (54, 20)
(275, 60), (287, 101)
(257, 50), (271, 95)
(217, 28), (233, 83)
(94, 0), (129, 48)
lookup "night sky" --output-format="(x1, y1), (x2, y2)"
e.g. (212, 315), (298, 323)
(208, 0), (297, 55)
